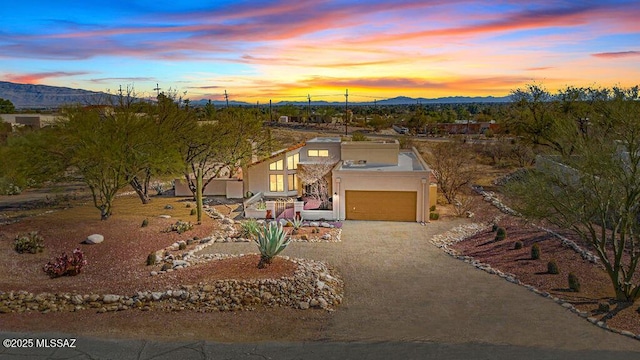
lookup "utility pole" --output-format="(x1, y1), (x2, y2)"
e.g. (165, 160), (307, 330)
(307, 94), (311, 123)
(269, 99), (273, 122)
(224, 90), (229, 108)
(344, 89), (349, 135)
(153, 83), (161, 97)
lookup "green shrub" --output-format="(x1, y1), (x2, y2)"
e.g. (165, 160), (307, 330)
(254, 222), (291, 268)
(429, 212), (440, 220)
(164, 220), (193, 234)
(568, 273), (580, 292)
(491, 223), (499, 232)
(351, 132), (369, 141)
(531, 243), (541, 260)
(547, 260), (559, 274)
(495, 227), (506, 241)
(598, 302), (610, 313)
(190, 208), (197, 216)
(14, 232), (45, 254)
(430, 205), (436, 212)
(240, 219), (260, 239)
(514, 241), (523, 250)
(146, 252), (157, 266)
(141, 219), (149, 227)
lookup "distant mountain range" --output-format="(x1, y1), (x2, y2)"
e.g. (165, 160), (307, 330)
(0, 81), (510, 109)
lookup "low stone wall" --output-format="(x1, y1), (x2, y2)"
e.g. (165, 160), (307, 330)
(0, 256), (343, 314)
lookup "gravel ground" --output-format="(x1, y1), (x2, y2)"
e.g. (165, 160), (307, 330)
(198, 220), (640, 351)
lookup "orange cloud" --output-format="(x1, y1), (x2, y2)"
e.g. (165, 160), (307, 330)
(5, 71), (88, 84)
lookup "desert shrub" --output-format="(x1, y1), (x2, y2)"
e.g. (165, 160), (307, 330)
(598, 302), (610, 313)
(240, 219), (260, 239)
(491, 223), (498, 232)
(430, 205), (436, 212)
(568, 273), (581, 292)
(531, 243), (541, 260)
(429, 212), (440, 220)
(141, 219), (149, 227)
(14, 232), (45, 254)
(254, 222), (291, 268)
(495, 227), (506, 241)
(190, 208), (196, 216)
(178, 242), (187, 250)
(146, 252), (157, 266)
(514, 241), (523, 250)
(351, 132), (369, 141)
(164, 220), (193, 234)
(547, 260), (559, 274)
(312, 228), (319, 234)
(185, 203), (191, 208)
(43, 248), (87, 278)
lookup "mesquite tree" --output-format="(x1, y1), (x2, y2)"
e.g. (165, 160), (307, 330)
(507, 85), (640, 301)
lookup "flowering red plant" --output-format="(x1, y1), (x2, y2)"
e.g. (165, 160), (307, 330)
(43, 248), (87, 278)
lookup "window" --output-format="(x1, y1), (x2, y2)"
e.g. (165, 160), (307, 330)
(287, 174), (298, 191)
(269, 174), (284, 192)
(308, 149), (329, 157)
(287, 153), (299, 169)
(269, 159), (283, 171)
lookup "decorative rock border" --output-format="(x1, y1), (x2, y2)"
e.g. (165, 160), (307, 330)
(0, 256), (344, 314)
(430, 219), (640, 341)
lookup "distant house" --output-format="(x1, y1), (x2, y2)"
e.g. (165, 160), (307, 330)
(245, 137), (436, 222)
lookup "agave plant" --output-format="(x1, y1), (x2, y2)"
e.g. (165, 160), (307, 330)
(290, 216), (304, 234)
(254, 222), (291, 268)
(240, 219), (260, 239)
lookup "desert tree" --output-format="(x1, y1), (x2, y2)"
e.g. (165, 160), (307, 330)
(179, 107), (272, 197)
(507, 85), (640, 301)
(424, 139), (477, 205)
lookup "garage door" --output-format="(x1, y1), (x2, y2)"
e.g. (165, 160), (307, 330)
(345, 190), (417, 221)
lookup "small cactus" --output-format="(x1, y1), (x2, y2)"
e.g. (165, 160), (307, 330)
(141, 219), (149, 227)
(568, 273), (580, 292)
(547, 260), (559, 274)
(531, 243), (541, 260)
(190, 208), (196, 216)
(178, 242), (187, 250)
(429, 212), (440, 220)
(514, 241), (523, 250)
(146, 252), (157, 266)
(495, 227), (506, 241)
(491, 223), (498, 232)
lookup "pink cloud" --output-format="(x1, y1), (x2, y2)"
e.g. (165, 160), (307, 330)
(592, 51), (640, 58)
(5, 71), (88, 84)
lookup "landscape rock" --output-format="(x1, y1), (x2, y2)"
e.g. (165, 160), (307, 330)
(102, 294), (120, 304)
(158, 215), (171, 219)
(85, 234), (104, 244)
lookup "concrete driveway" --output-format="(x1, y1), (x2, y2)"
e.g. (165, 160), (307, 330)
(2, 219), (640, 359)
(198, 220), (640, 350)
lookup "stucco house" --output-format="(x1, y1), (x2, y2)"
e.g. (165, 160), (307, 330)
(245, 137), (436, 222)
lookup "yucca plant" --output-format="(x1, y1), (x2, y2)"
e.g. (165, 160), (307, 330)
(291, 216), (304, 234)
(241, 219), (260, 239)
(254, 222), (291, 268)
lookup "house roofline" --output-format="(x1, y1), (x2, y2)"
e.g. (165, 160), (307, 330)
(248, 141), (306, 168)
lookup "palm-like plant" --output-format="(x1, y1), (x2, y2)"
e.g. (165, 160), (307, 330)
(254, 222), (291, 268)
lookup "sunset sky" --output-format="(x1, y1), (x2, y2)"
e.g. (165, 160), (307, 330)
(2, 0), (639, 102)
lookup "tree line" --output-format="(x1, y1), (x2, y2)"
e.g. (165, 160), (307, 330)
(0, 91), (272, 220)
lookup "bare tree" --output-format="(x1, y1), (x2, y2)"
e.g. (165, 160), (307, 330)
(424, 140), (477, 204)
(297, 158), (338, 209)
